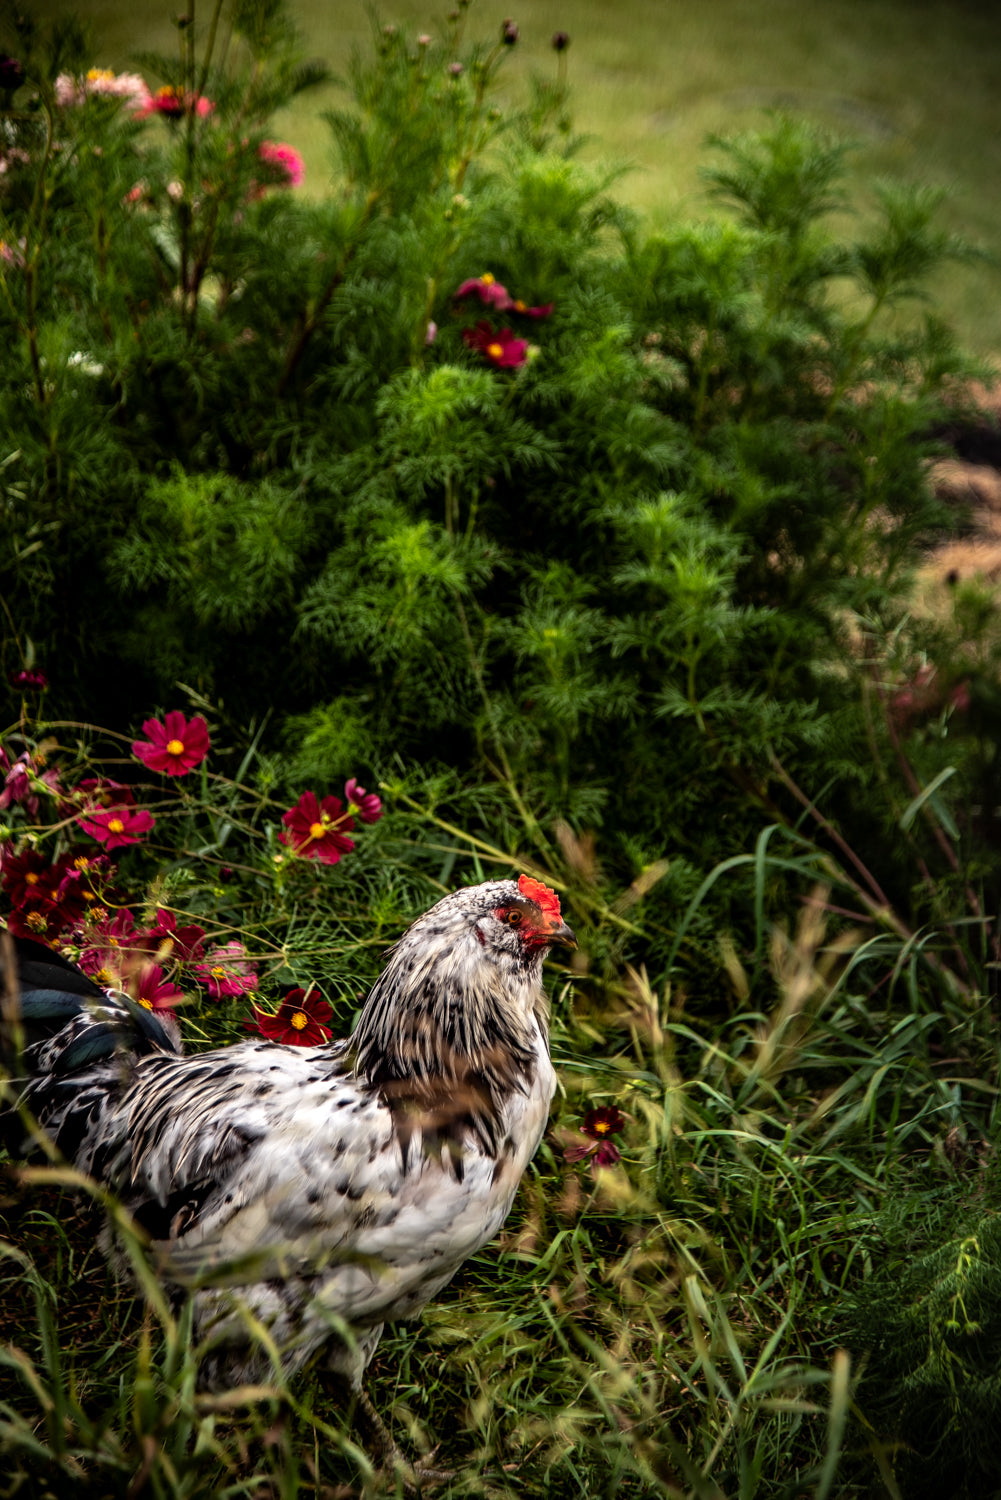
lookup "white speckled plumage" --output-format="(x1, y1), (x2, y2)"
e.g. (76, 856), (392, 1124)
(2, 878), (574, 1389)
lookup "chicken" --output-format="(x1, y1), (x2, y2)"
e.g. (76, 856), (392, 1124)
(0, 875), (575, 1397)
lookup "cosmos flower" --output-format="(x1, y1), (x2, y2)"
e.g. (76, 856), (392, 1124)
(8, 668), (48, 690)
(256, 140), (305, 189)
(138, 85), (214, 119)
(563, 1104), (626, 1171)
(132, 963), (185, 1012)
(345, 778), (383, 824)
(279, 791), (356, 864)
(139, 908), (207, 965)
(247, 986), (334, 1046)
(77, 804), (155, 850)
(454, 273), (514, 310)
(462, 321), (528, 369)
(54, 68), (152, 111)
(194, 940), (259, 999)
(132, 711), (210, 777)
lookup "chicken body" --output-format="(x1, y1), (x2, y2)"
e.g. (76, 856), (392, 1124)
(1, 877), (575, 1389)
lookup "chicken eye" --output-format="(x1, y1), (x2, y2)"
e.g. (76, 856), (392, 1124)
(505, 909), (523, 927)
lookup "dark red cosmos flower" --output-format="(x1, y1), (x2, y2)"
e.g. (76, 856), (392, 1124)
(463, 322), (528, 369)
(132, 711), (210, 777)
(78, 804), (155, 850)
(564, 1104), (626, 1171)
(345, 777), (383, 825)
(194, 940), (259, 998)
(73, 776), (136, 811)
(8, 668), (48, 690)
(279, 791), (356, 864)
(247, 987), (334, 1046)
(139, 908), (206, 965)
(0, 848), (89, 940)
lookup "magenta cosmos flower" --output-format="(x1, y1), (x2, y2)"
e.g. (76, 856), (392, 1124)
(132, 963), (185, 1012)
(345, 777), (383, 825)
(462, 321), (528, 369)
(78, 804), (155, 850)
(194, 940), (259, 999)
(454, 273), (514, 310)
(132, 711), (210, 777)
(279, 791), (356, 864)
(247, 987), (334, 1046)
(564, 1104), (626, 1171)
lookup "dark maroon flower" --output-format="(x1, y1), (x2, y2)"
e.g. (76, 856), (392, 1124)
(132, 710), (210, 777)
(462, 322), (528, 369)
(77, 804), (155, 849)
(0, 57), (24, 91)
(194, 940), (258, 999)
(279, 791), (356, 864)
(247, 987), (334, 1046)
(8, 668), (48, 690)
(454, 273), (514, 310)
(1, 848), (89, 939)
(563, 1104), (626, 1172)
(345, 777), (383, 825)
(551, 31), (570, 51)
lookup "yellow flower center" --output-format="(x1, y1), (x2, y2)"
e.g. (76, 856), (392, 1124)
(513, 299), (526, 311)
(309, 820), (327, 840)
(25, 872), (39, 886)
(107, 817), (124, 834)
(593, 1120), (611, 1134)
(481, 273), (495, 285)
(211, 965), (227, 978)
(138, 998), (153, 1010)
(74, 856), (90, 870)
(87, 68), (115, 83)
(166, 738), (185, 755)
(290, 1010), (308, 1030)
(487, 342), (504, 359)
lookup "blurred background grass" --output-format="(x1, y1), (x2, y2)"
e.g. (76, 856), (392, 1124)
(28, 0), (1001, 353)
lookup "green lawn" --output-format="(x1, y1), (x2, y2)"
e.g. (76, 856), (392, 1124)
(27, 0), (1001, 357)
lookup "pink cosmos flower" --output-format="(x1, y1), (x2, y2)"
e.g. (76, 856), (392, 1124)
(257, 140), (305, 188)
(55, 69), (152, 112)
(77, 804), (155, 850)
(0, 751), (36, 813)
(344, 778), (382, 824)
(194, 940), (259, 999)
(279, 791), (356, 864)
(132, 711), (210, 777)
(462, 321), (528, 369)
(247, 987), (334, 1046)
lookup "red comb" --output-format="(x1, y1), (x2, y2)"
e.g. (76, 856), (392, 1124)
(518, 874), (562, 919)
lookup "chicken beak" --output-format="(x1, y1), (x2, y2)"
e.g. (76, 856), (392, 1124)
(547, 920), (578, 950)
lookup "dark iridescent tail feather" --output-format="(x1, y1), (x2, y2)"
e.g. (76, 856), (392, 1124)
(0, 931), (179, 1161)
